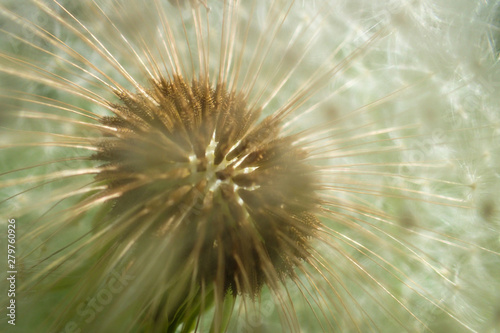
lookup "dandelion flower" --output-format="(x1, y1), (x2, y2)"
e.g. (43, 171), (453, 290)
(1, 0), (499, 332)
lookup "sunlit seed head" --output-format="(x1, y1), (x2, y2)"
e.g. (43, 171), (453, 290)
(1, 0), (500, 332)
(92, 75), (320, 296)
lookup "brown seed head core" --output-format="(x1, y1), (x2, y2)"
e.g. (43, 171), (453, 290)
(93, 76), (320, 296)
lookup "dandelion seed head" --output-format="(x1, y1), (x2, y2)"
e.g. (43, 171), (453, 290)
(92, 75), (321, 297)
(1, 0), (500, 332)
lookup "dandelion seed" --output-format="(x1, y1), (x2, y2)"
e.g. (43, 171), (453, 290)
(1, 0), (500, 333)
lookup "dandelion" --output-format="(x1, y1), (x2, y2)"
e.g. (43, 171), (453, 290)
(1, 0), (499, 332)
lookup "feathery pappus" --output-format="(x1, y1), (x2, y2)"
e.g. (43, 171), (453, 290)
(1, 0), (500, 332)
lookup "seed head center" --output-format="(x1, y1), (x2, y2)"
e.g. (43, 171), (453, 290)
(93, 75), (321, 295)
